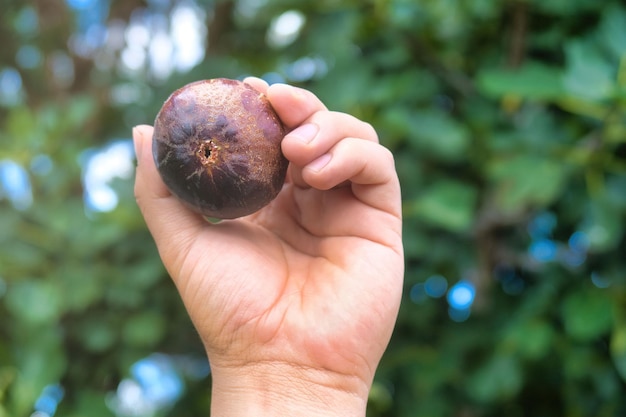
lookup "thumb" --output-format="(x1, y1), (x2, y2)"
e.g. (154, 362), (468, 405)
(133, 125), (169, 200)
(133, 125), (207, 271)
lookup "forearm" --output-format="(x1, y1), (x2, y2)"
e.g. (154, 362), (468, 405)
(209, 362), (369, 417)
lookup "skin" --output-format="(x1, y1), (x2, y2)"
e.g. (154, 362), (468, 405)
(133, 77), (404, 417)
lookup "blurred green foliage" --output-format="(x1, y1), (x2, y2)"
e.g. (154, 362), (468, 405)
(1, 0), (625, 416)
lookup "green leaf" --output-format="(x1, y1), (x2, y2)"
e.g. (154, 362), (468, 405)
(126, 260), (165, 290)
(580, 195), (623, 252)
(409, 179), (477, 232)
(503, 319), (554, 360)
(531, 0), (598, 16)
(488, 155), (568, 213)
(562, 345), (596, 379)
(368, 380), (394, 414)
(64, 389), (114, 417)
(65, 95), (97, 130)
(406, 109), (471, 162)
(77, 317), (117, 353)
(561, 289), (613, 341)
(10, 327), (66, 415)
(0, 367), (16, 409)
(477, 62), (564, 100)
(598, 4), (626, 60)
(562, 39), (616, 101)
(467, 354), (523, 402)
(59, 269), (103, 313)
(368, 68), (438, 105)
(122, 311), (166, 348)
(5, 279), (63, 325)
(612, 324), (626, 383)
(4, 107), (37, 153)
(0, 240), (47, 270)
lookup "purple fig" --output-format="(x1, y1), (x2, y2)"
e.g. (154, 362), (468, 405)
(152, 78), (288, 219)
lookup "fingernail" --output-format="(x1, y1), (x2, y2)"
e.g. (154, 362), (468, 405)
(288, 123), (319, 144)
(307, 153), (331, 172)
(132, 126), (143, 161)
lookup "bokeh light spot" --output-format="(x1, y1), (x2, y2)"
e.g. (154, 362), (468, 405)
(448, 307), (471, 322)
(591, 271), (611, 288)
(568, 230), (589, 253)
(409, 283), (427, 304)
(447, 281), (475, 310)
(424, 274), (448, 298)
(33, 383), (64, 416)
(66, 0), (97, 10)
(16, 45), (43, 69)
(0, 67), (24, 106)
(0, 159), (33, 210)
(81, 140), (134, 213)
(528, 238), (557, 262)
(267, 10), (306, 48)
(14, 6), (39, 36)
(527, 211), (557, 238)
(30, 154), (54, 176)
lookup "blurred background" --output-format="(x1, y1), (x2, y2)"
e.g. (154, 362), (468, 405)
(1, 0), (625, 416)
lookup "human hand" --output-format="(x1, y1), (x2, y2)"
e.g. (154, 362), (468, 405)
(133, 77), (404, 417)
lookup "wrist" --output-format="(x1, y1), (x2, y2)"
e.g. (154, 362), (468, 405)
(209, 361), (369, 417)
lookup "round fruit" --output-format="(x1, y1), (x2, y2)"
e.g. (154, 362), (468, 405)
(152, 78), (288, 219)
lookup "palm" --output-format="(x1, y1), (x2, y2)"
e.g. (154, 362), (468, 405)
(178, 180), (402, 379)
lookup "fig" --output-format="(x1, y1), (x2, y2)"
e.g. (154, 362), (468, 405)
(152, 78), (288, 219)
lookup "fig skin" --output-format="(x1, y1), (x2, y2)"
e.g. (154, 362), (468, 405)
(152, 78), (288, 219)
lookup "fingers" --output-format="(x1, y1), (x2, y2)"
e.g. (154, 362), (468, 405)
(265, 83), (328, 128)
(242, 76), (269, 94)
(133, 125), (207, 270)
(243, 78), (322, 131)
(282, 110), (378, 168)
(263, 83), (399, 216)
(310, 139), (400, 216)
(301, 138), (394, 188)
(280, 110), (400, 216)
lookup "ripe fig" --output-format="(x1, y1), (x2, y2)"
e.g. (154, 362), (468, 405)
(152, 78), (288, 219)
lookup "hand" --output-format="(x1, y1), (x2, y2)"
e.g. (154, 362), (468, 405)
(133, 77), (404, 417)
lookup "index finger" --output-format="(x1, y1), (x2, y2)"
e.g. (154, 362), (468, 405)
(242, 76), (269, 94)
(265, 83), (328, 129)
